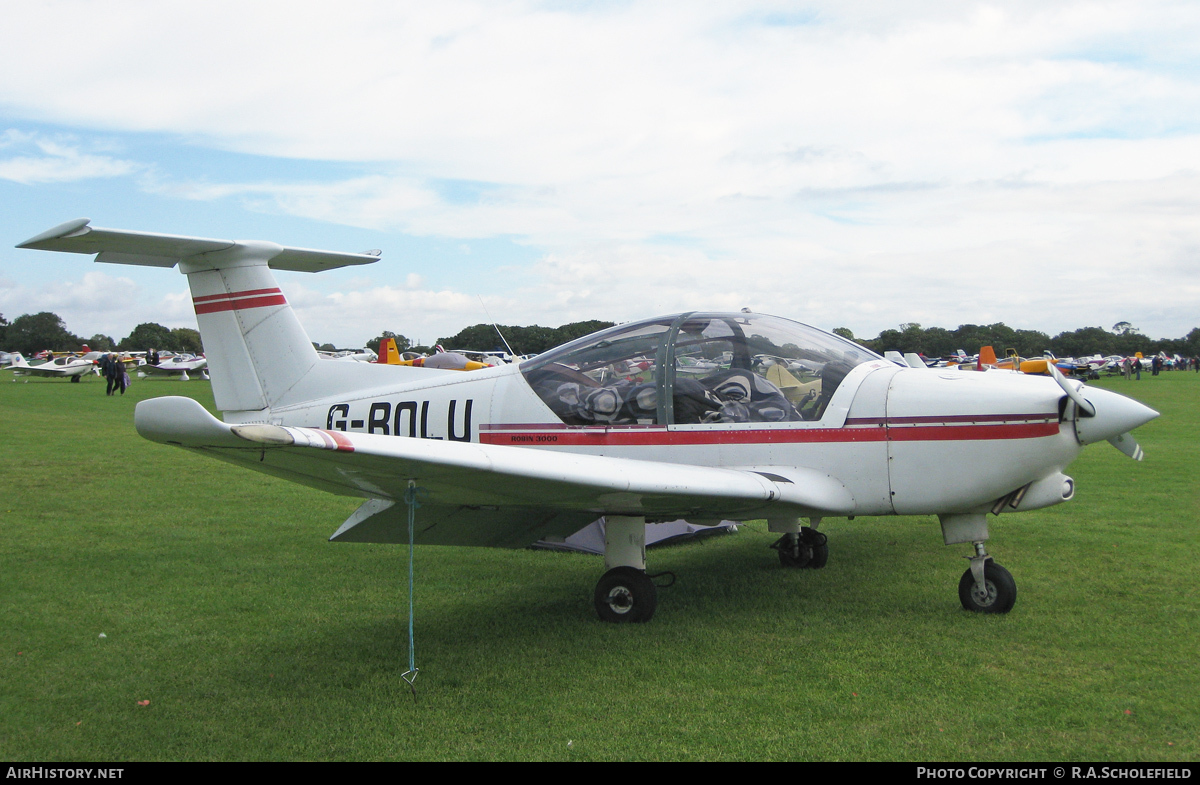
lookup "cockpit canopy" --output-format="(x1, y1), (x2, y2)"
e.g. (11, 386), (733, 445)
(521, 312), (880, 426)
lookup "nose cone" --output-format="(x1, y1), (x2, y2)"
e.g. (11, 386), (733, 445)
(1074, 387), (1159, 445)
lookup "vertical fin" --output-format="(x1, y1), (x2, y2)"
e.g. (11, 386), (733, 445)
(377, 337), (402, 365)
(17, 220), (384, 415)
(180, 242), (318, 412)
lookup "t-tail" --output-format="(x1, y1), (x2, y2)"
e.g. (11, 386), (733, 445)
(18, 219), (405, 418)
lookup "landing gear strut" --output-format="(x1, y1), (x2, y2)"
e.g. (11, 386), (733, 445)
(939, 514), (1017, 614)
(594, 515), (658, 623)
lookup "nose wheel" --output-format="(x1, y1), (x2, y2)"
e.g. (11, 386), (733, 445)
(958, 559), (1017, 614)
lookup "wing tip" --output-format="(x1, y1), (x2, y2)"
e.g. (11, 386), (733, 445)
(17, 218), (92, 249)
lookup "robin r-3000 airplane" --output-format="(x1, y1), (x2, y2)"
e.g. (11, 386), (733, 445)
(19, 219), (1160, 622)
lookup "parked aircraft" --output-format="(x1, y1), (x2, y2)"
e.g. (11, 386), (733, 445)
(19, 219), (1160, 622)
(9, 352), (98, 381)
(319, 348), (378, 363)
(374, 337), (407, 365)
(140, 353), (209, 381)
(374, 338), (498, 371)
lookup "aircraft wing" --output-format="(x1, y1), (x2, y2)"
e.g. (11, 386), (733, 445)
(136, 396), (855, 547)
(142, 363), (204, 376)
(14, 365), (59, 377)
(140, 365), (179, 376)
(15, 363), (92, 378)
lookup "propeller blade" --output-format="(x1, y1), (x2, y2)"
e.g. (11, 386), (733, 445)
(1047, 363), (1096, 417)
(1107, 432), (1145, 461)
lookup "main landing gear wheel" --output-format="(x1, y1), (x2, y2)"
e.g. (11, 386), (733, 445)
(70, 375), (80, 383)
(958, 561), (1017, 614)
(773, 527), (828, 569)
(594, 566), (658, 623)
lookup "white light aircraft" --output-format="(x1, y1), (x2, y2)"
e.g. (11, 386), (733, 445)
(19, 219), (1160, 622)
(140, 353), (210, 381)
(9, 352), (99, 381)
(319, 348), (378, 363)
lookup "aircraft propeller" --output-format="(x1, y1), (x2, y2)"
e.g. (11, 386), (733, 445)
(1047, 363), (1154, 461)
(1106, 432), (1145, 461)
(1046, 362), (1095, 417)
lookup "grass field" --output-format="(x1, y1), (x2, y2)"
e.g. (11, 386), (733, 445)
(1, 369), (1196, 761)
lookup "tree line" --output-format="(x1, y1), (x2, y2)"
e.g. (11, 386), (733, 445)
(5, 309), (1198, 361)
(365, 320), (617, 357)
(843, 321), (1200, 360)
(0, 312), (202, 355)
(376, 319), (1200, 360)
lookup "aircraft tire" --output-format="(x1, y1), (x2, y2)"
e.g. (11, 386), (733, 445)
(70, 375), (80, 383)
(777, 527), (828, 569)
(805, 527), (829, 569)
(958, 561), (1017, 614)
(594, 567), (657, 623)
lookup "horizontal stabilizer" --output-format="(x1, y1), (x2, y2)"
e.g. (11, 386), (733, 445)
(18, 218), (380, 272)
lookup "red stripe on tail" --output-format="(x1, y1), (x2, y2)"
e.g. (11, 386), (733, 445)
(193, 288), (288, 315)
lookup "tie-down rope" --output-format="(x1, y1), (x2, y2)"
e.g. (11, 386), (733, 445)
(401, 481), (426, 699)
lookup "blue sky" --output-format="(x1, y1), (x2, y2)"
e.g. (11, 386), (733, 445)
(1, 1), (1198, 349)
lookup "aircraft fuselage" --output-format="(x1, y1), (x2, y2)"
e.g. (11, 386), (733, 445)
(268, 360), (1083, 520)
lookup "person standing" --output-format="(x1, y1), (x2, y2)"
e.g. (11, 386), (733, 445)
(99, 352), (114, 395)
(103, 353), (122, 396)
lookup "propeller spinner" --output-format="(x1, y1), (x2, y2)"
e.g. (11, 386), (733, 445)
(1047, 364), (1157, 460)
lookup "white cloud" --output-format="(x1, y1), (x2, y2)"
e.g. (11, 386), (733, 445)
(2, 1), (1200, 345)
(0, 270), (170, 339)
(0, 130), (139, 184)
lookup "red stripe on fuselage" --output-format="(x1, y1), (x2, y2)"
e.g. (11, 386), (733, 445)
(192, 288), (287, 315)
(884, 422), (1059, 441)
(478, 416), (1059, 447)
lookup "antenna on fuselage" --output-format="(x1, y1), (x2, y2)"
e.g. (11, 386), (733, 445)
(477, 295), (518, 358)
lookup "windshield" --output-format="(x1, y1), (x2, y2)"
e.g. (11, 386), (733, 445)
(521, 312), (879, 425)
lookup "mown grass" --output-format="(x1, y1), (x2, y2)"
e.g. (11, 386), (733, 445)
(1, 370), (1196, 761)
